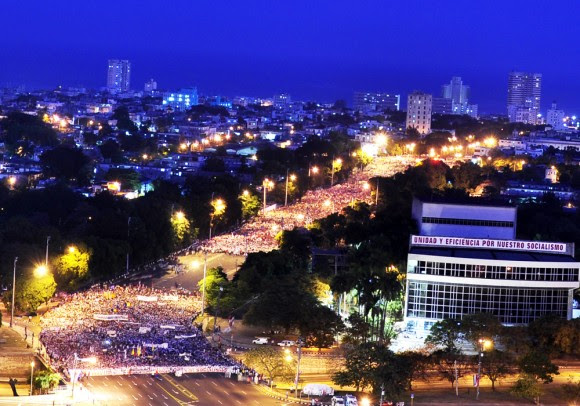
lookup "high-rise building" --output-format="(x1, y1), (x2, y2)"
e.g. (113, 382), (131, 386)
(162, 87), (198, 111)
(107, 59), (131, 93)
(353, 92), (400, 113)
(507, 71), (542, 124)
(406, 92), (432, 135)
(546, 102), (566, 131)
(438, 76), (478, 117)
(144, 79), (157, 93)
(442, 76), (470, 106)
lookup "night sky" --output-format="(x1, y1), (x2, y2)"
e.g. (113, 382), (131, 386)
(1, 0), (579, 114)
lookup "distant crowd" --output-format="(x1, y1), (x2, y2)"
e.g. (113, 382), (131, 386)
(40, 285), (235, 373)
(199, 157), (411, 255)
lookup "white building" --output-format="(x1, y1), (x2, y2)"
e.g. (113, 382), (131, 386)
(406, 92), (432, 135)
(546, 102), (566, 131)
(507, 71), (542, 124)
(404, 199), (580, 335)
(107, 59), (131, 93)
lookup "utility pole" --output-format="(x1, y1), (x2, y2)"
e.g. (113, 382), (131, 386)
(379, 383), (384, 406)
(375, 179), (379, 205)
(10, 257), (18, 328)
(45, 236), (51, 266)
(294, 338), (303, 396)
(126, 217), (132, 274)
(201, 251), (207, 316)
(454, 359), (459, 397)
(284, 169), (289, 206)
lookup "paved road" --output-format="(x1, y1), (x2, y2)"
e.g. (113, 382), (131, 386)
(154, 253), (244, 291)
(85, 373), (285, 406)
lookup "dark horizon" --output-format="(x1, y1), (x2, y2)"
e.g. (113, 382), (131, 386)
(2, 0), (579, 115)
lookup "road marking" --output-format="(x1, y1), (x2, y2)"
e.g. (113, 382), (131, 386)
(138, 393), (143, 398)
(236, 400), (241, 404)
(153, 393), (158, 398)
(194, 381), (200, 386)
(148, 395), (154, 400)
(164, 403), (169, 406)
(217, 400), (223, 405)
(242, 390), (247, 395)
(223, 390), (229, 396)
(211, 381), (218, 386)
(162, 393), (169, 399)
(206, 390), (212, 396)
(132, 395), (138, 400)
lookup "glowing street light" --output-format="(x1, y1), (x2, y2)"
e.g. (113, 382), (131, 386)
(34, 265), (48, 278)
(476, 338), (493, 400)
(331, 158), (343, 186)
(190, 260), (201, 270)
(175, 211), (185, 221)
(262, 178), (274, 215)
(7, 176), (16, 188)
(285, 171), (297, 206)
(242, 189), (249, 197)
(68, 246), (77, 254)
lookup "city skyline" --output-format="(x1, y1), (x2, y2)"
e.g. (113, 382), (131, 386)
(1, 0), (579, 114)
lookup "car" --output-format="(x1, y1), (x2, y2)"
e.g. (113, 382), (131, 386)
(252, 337), (269, 345)
(345, 394), (358, 406)
(331, 396), (345, 406)
(277, 340), (296, 347)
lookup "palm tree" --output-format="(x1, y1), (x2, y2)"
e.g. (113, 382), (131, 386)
(34, 370), (61, 394)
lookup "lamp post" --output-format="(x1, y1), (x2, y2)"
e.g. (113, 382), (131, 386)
(10, 257), (18, 328)
(45, 236), (50, 267)
(294, 338), (303, 396)
(476, 338), (491, 400)
(262, 178), (273, 216)
(213, 286), (224, 335)
(330, 158), (342, 186)
(285, 170), (296, 206)
(30, 361), (34, 396)
(126, 217), (132, 274)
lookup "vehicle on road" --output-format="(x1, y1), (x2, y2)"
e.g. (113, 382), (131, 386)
(277, 340), (296, 347)
(331, 396), (346, 406)
(252, 337), (269, 345)
(345, 394), (358, 406)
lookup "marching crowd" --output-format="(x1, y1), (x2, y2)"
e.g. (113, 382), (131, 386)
(39, 285), (235, 373)
(199, 157), (411, 255)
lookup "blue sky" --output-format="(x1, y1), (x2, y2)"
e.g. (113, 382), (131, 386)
(1, 0), (579, 114)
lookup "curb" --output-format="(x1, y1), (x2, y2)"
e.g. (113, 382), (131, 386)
(254, 383), (312, 404)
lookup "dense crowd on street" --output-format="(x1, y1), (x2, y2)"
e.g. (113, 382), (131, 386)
(39, 285), (235, 373)
(199, 157), (411, 254)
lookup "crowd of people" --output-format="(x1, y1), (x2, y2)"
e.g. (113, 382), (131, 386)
(199, 157), (411, 255)
(39, 284), (235, 373)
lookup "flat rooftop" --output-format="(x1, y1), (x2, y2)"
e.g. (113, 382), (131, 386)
(409, 247), (578, 263)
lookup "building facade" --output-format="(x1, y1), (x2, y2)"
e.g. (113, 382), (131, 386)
(432, 97), (453, 115)
(107, 59), (131, 93)
(546, 102), (566, 131)
(404, 199), (579, 335)
(144, 79), (157, 93)
(507, 71), (542, 124)
(406, 92), (432, 135)
(162, 87), (199, 111)
(353, 92), (400, 112)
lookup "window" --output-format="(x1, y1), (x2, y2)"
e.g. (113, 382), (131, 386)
(422, 217), (514, 228)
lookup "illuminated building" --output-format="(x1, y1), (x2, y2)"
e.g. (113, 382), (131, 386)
(107, 59), (131, 92)
(404, 199), (580, 335)
(406, 92), (432, 135)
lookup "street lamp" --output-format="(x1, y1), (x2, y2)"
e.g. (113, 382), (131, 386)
(30, 361), (34, 396)
(476, 338), (492, 400)
(285, 170), (297, 206)
(330, 158), (342, 186)
(34, 265), (48, 278)
(262, 178), (274, 216)
(10, 257), (17, 328)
